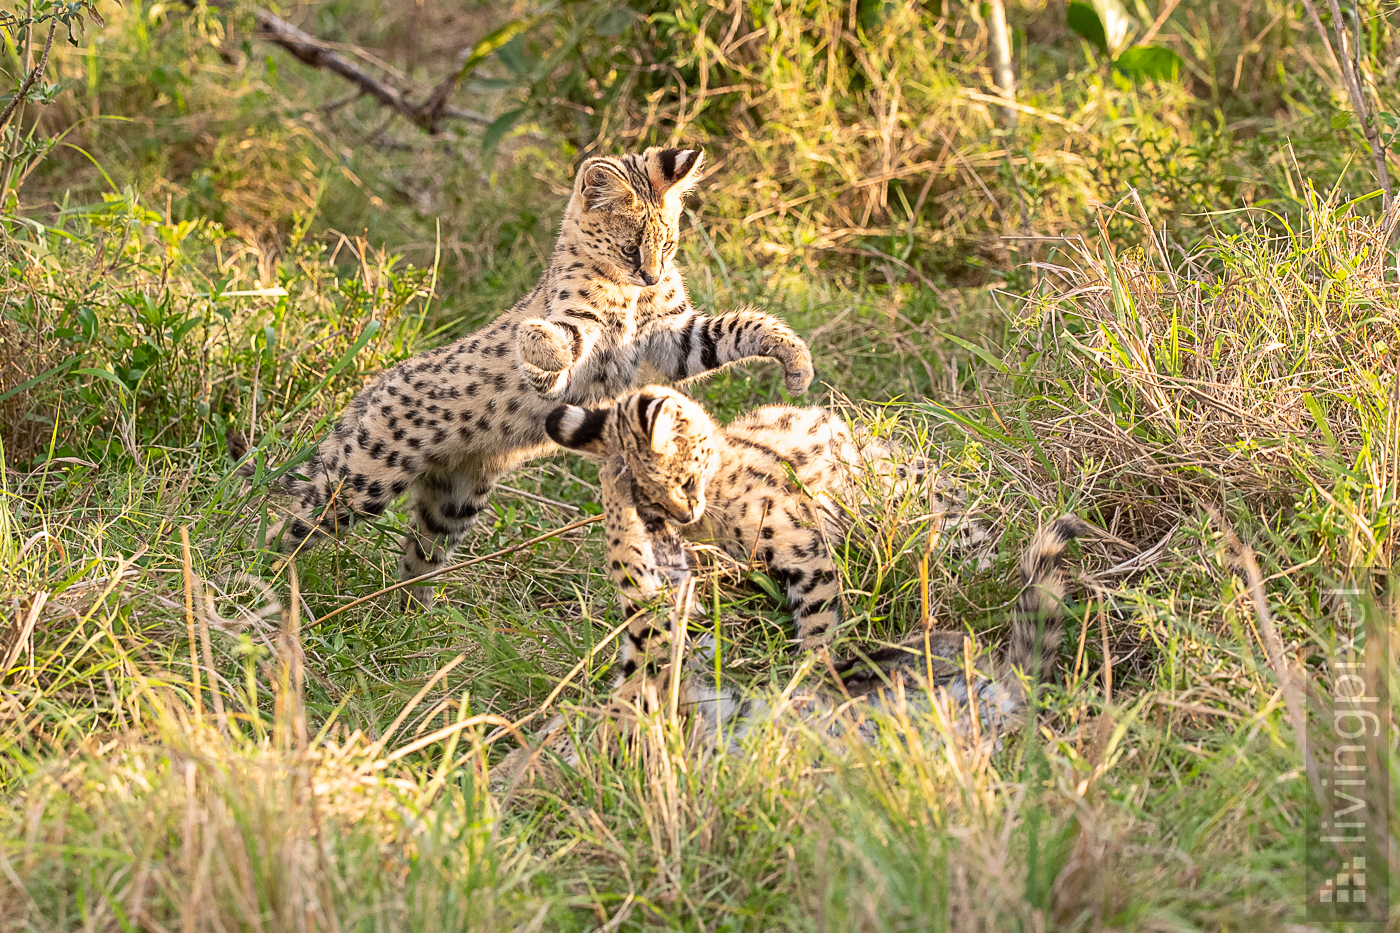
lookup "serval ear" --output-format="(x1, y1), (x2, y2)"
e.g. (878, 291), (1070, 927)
(644, 147), (704, 207)
(546, 403), (612, 458)
(638, 393), (680, 457)
(578, 158), (638, 213)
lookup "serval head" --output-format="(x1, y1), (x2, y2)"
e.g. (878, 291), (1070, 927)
(546, 385), (721, 526)
(563, 147), (705, 288)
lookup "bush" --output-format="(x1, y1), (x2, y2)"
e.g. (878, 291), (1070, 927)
(0, 194), (432, 471)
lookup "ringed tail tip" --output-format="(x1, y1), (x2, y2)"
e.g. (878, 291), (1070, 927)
(1018, 513), (1090, 586)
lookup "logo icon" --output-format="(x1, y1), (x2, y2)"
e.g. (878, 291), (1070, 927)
(1320, 858), (1366, 904)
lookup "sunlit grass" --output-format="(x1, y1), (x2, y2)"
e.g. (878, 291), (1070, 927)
(2, 189), (1396, 928)
(1, 0), (1397, 922)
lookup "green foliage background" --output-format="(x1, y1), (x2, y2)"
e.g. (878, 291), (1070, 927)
(0, 0), (1398, 928)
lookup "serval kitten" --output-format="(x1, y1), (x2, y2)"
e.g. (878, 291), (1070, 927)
(492, 515), (1088, 793)
(228, 148), (813, 606)
(546, 386), (991, 652)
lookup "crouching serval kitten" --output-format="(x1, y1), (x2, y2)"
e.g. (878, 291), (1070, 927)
(227, 148), (813, 606)
(492, 515), (1088, 793)
(545, 385), (988, 651)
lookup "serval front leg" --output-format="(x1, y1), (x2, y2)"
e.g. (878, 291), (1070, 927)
(641, 307), (814, 395)
(599, 457), (698, 683)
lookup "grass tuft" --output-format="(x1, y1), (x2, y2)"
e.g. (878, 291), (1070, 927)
(2, 2), (1399, 919)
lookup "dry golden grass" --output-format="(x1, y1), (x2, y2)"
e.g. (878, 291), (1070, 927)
(1, 1), (1398, 926)
(2, 192), (1392, 929)
(1016, 190), (1400, 563)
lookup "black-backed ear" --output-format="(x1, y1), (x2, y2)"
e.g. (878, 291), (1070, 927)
(645, 148), (705, 204)
(579, 159), (638, 213)
(546, 404), (611, 458)
(636, 393), (679, 456)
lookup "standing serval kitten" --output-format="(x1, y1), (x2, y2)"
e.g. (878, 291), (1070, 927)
(545, 385), (988, 652)
(228, 148), (813, 606)
(492, 515), (1087, 793)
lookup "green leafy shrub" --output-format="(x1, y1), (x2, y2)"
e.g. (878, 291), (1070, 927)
(0, 193), (433, 470)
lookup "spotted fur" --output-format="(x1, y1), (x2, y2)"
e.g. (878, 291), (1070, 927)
(547, 385), (981, 652)
(492, 515), (1085, 793)
(226, 148), (812, 605)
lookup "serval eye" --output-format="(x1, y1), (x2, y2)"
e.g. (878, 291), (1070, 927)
(682, 477), (698, 496)
(623, 243), (639, 258)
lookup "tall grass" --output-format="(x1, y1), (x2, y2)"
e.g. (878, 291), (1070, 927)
(1, 0), (1398, 926)
(2, 188), (1396, 928)
(19, 0), (1397, 314)
(0, 581), (525, 930)
(1011, 187), (1400, 570)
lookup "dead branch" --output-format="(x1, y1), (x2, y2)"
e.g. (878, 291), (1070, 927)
(984, 0), (1016, 132)
(306, 514), (604, 628)
(190, 0), (491, 134)
(0, 13), (58, 133)
(1300, 0), (1392, 203)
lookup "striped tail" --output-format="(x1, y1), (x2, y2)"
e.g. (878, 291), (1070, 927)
(1004, 514), (1089, 686)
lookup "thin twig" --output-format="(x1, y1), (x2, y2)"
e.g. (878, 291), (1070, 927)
(498, 484), (580, 513)
(0, 6), (58, 200)
(308, 514), (603, 628)
(984, 0), (1016, 131)
(1303, 0), (1392, 201)
(0, 13), (55, 133)
(1137, 0), (1182, 45)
